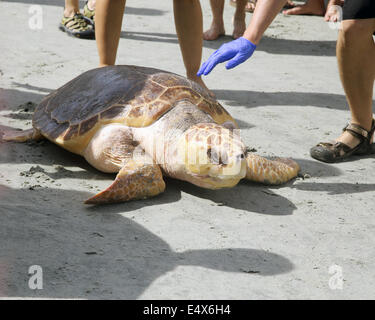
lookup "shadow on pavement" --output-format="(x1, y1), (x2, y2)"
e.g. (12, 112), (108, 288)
(0, 184), (294, 299)
(0, 136), (298, 216)
(173, 178), (297, 216)
(11, 82), (52, 94)
(294, 159), (342, 178)
(212, 89), (350, 111)
(3, 1), (166, 16)
(0, 88), (45, 112)
(125, 6), (167, 16)
(120, 31), (336, 56)
(291, 181), (375, 195)
(204, 35), (336, 57)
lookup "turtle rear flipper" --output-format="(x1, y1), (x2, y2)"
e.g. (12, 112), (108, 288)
(1, 128), (43, 142)
(245, 153), (300, 185)
(85, 156), (166, 204)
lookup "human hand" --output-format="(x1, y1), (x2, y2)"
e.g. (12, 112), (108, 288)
(197, 37), (256, 76)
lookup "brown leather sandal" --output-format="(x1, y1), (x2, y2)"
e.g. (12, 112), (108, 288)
(310, 119), (375, 163)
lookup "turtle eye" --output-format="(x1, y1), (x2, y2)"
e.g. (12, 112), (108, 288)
(207, 148), (218, 164)
(220, 152), (228, 165)
(207, 148), (228, 165)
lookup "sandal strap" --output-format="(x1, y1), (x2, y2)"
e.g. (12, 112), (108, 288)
(316, 141), (352, 157)
(83, 1), (95, 20)
(343, 120), (375, 142)
(312, 119), (375, 162)
(369, 119), (375, 138)
(62, 13), (89, 31)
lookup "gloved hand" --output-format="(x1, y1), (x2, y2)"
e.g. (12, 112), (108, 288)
(197, 37), (256, 76)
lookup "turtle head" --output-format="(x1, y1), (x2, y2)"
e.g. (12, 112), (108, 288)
(177, 123), (247, 189)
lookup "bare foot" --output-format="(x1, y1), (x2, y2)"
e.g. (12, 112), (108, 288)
(284, 1), (296, 9)
(88, 0), (96, 10)
(64, 8), (80, 18)
(282, 0), (325, 16)
(244, 0), (256, 13)
(188, 75), (215, 98)
(231, 0), (256, 13)
(324, 0), (344, 22)
(203, 22), (225, 41)
(232, 0), (294, 13)
(232, 13), (246, 39)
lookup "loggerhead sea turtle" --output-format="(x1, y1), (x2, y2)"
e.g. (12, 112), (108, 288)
(2, 66), (300, 204)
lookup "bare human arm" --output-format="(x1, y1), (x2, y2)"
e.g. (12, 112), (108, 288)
(198, 0), (288, 76)
(243, 0), (288, 44)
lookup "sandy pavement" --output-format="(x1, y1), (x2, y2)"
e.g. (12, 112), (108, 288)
(0, 0), (374, 299)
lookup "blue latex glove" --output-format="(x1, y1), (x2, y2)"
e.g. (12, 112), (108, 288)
(197, 37), (256, 76)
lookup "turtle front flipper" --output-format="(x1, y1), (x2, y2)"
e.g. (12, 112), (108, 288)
(1, 128), (43, 142)
(245, 153), (300, 185)
(85, 156), (166, 204)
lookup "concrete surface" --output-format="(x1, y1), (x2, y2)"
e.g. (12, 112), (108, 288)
(0, 0), (374, 299)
